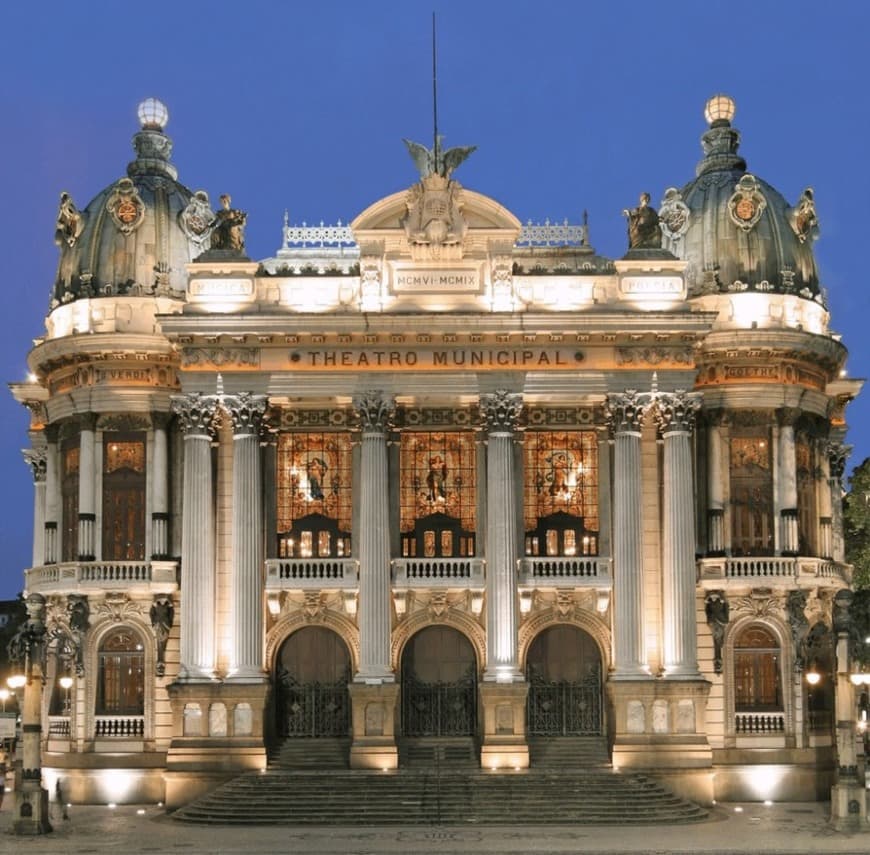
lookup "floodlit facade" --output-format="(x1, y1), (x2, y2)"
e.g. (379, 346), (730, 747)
(10, 95), (862, 809)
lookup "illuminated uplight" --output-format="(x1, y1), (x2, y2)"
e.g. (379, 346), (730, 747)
(764, 800), (773, 807)
(137, 809), (146, 815)
(805, 670), (821, 686)
(137, 98), (169, 131)
(108, 803), (117, 809)
(704, 94), (736, 126)
(734, 806), (743, 813)
(7, 674), (26, 690)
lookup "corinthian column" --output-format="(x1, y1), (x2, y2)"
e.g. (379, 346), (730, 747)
(706, 409), (725, 555)
(827, 442), (851, 563)
(606, 391), (653, 679)
(353, 391), (395, 683)
(778, 408), (800, 556)
(43, 426), (59, 565)
(171, 393), (220, 682)
(480, 390), (524, 682)
(151, 413), (170, 559)
(224, 393), (268, 682)
(77, 415), (96, 561)
(656, 391), (703, 679)
(23, 448), (47, 568)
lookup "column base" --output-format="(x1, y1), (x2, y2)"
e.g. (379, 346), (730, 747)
(609, 666), (652, 681)
(348, 683), (400, 770)
(353, 670), (396, 685)
(11, 785), (52, 835)
(478, 681), (530, 770)
(175, 666), (219, 683)
(830, 781), (867, 829)
(224, 668), (267, 684)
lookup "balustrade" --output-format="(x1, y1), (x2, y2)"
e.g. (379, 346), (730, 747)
(94, 715), (145, 738)
(735, 712), (785, 734)
(265, 558), (358, 589)
(392, 558), (484, 586)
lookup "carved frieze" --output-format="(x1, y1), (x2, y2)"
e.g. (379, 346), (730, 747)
(181, 348), (259, 368)
(96, 414), (152, 433)
(523, 407), (598, 428)
(397, 407), (476, 428)
(170, 393), (220, 438)
(279, 408), (350, 429)
(616, 347), (693, 367)
(223, 393), (268, 437)
(94, 593), (144, 624)
(479, 390), (523, 434)
(352, 390), (395, 433)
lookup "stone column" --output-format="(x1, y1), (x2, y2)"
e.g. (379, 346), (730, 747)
(480, 390), (524, 682)
(606, 391), (653, 679)
(706, 410), (725, 556)
(171, 393), (220, 682)
(151, 413), (170, 559)
(76, 415), (96, 561)
(224, 393), (268, 682)
(23, 449), (47, 568)
(352, 391), (395, 683)
(43, 426), (59, 565)
(656, 392), (703, 679)
(778, 409), (799, 556)
(827, 441), (850, 564)
(817, 439), (833, 560)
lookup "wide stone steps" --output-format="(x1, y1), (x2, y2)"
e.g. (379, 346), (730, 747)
(528, 736), (610, 768)
(268, 738), (350, 769)
(173, 768), (708, 826)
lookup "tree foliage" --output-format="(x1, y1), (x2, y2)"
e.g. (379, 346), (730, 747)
(844, 457), (870, 590)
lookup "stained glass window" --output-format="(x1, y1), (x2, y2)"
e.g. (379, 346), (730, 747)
(730, 433), (774, 556)
(400, 432), (476, 557)
(102, 433), (146, 561)
(523, 431), (599, 556)
(277, 432), (353, 557)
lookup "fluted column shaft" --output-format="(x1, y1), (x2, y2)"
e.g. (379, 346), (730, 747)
(226, 394), (268, 682)
(151, 415), (170, 558)
(481, 391), (523, 682)
(172, 394), (219, 682)
(706, 413), (725, 555)
(828, 442), (850, 563)
(607, 392), (652, 679)
(778, 411), (799, 555)
(77, 417), (96, 560)
(657, 392), (702, 678)
(24, 449), (47, 568)
(43, 429), (59, 565)
(353, 391), (395, 683)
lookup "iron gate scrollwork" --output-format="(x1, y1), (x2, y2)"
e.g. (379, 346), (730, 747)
(277, 668), (350, 738)
(526, 663), (602, 736)
(402, 667), (476, 737)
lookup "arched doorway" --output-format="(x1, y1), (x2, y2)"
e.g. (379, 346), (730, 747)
(401, 626), (477, 737)
(275, 627), (351, 738)
(526, 625), (603, 736)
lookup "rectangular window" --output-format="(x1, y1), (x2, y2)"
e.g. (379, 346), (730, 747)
(102, 433), (146, 561)
(61, 443), (79, 562)
(796, 437), (816, 556)
(730, 433), (774, 556)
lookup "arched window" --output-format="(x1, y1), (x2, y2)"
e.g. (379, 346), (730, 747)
(96, 628), (144, 715)
(734, 626), (782, 712)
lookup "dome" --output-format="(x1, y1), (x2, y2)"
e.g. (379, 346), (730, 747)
(660, 96), (822, 303)
(51, 99), (214, 305)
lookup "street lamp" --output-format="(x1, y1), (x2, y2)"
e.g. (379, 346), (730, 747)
(59, 676), (73, 717)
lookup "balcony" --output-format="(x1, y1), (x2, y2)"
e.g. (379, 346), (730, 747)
(265, 558), (359, 591)
(518, 556), (612, 587)
(698, 556), (850, 590)
(392, 558), (485, 589)
(25, 560), (178, 596)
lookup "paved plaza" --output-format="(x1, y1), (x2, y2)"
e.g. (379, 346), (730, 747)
(0, 793), (869, 855)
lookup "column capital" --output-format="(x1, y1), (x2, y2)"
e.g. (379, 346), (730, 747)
(826, 440), (852, 482)
(171, 393), (220, 438)
(74, 413), (98, 432)
(352, 390), (395, 433)
(223, 393), (269, 437)
(151, 410), (172, 431)
(479, 390), (523, 434)
(776, 406), (802, 428)
(654, 391), (702, 435)
(605, 390), (653, 435)
(22, 448), (47, 483)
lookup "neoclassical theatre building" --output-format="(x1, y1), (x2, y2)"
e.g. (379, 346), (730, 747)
(11, 95), (861, 808)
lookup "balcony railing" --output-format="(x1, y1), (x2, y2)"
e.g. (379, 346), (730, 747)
(735, 712), (785, 734)
(94, 715), (145, 738)
(25, 560), (178, 593)
(698, 556), (850, 586)
(392, 558), (485, 587)
(48, 715), (71, 737)
(265, 558), (359, 590)
(518, 557), (612, 586)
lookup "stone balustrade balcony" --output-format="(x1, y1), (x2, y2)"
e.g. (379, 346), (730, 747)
(698, 556), (851, 590)
(392, 557), (485, 589)
(518, 556), (612, 588)
(265, 558), (359, 591)
(24, 560), (178, 596)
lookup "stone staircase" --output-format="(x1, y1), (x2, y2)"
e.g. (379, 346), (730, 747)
(528, 736), (610, 768)
(400, 737), (478, 769)
(173, 766), (708, 826)
(268, 738), (350, 769)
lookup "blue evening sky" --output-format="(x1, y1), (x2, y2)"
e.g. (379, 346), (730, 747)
(0, 1), (867, 598)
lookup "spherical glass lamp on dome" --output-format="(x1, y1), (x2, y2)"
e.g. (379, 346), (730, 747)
(137, 98), (169, 131)
(704, 94), (736, 126)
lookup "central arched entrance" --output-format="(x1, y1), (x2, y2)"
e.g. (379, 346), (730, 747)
(526, 625), (603, 736)
(275, 626), (351, 738)
(401, 626), (477, 738)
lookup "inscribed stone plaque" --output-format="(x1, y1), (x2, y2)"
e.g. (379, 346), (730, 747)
(627, 700), (645, 734)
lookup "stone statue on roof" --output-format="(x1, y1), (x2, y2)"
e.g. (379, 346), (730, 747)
(403, 136), (476, 180)
(622, 192), (662, 250)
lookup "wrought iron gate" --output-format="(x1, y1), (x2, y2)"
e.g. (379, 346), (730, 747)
(277, 674), (350, 738)
(402, 671), (476, 737)
(526, 665), (602, 736)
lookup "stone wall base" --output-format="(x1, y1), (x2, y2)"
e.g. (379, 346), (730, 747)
(478, 681), (530, 770)
(349, 682), (400, 770)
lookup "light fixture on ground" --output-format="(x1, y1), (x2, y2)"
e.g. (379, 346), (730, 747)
(59, 675), (73, 716)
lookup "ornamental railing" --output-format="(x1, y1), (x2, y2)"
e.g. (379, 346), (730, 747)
(25, 560), (177, 592)
(734, 712), (785, 734)
(94, 715), (145, 738)
(282, 221), (356, 248)
(516, 219), (589, 247)
(48, 716), (71, 737)
(518, 557), (611, 586)
(265, 558), (359, 590)
(392, 558), (485, 587)
(698, 556), (849, 585)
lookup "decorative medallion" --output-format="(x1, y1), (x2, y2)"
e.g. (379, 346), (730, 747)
(727, 174), (766, 232)
(658, 187), (690, 241)
(106, 177), (145, 234)
(789, 187), (819, 244)
(179, 190), (215, 244)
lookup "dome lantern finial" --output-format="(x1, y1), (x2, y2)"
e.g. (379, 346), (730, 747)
(704, 94), (736, 128)
(137, 97), (169, 132)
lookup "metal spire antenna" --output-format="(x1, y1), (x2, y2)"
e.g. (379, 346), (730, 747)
(432, 12), (439, 175)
